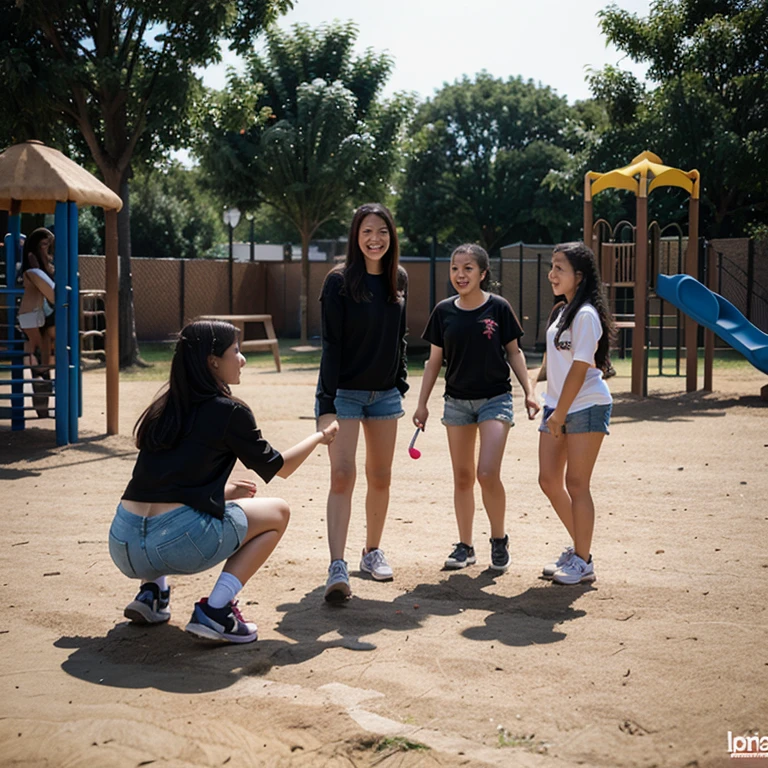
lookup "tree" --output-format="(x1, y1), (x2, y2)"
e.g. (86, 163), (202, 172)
(130, 163), (221, 259)
(195, 21), (410, 341)
(589, 0), (768, 236)
(397, 73), (581, 256)
(1, 0), (291, 365)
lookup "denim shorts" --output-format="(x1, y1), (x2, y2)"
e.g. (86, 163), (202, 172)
(539, 403), (612, 435)
(108, 501), (248, 581)
(318, 387), (404, 421)
(442, 392), (514, 427)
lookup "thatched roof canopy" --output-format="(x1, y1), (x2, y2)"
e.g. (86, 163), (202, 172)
(0, 140), (122, 213)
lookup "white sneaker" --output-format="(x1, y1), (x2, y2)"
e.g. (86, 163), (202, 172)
(542, 546), (574, 579)
(359, 548), (394, 581)
(552, 554), (596, 585)
(324, 559), (351, 603)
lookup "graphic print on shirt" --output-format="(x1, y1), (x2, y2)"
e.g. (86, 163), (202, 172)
(555, 329), (572, 351)
(481, 318), (498, 339)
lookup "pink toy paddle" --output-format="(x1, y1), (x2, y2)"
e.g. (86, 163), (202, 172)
(408, 427), (422, 459)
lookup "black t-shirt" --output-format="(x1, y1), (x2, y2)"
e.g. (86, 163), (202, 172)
(422, 293), (524, 399)
(123, 396), (284, 518)
(316, 268), (408, 416)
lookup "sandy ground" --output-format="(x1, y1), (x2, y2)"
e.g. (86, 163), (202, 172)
(1, 359), (767, 768)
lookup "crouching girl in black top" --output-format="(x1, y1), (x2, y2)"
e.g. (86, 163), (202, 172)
(109, 320), (338, 644)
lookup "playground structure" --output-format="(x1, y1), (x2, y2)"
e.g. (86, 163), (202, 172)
(584, 151), (768, 399)
(0, 140), (122, 444)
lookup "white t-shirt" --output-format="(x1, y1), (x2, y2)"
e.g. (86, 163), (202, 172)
(544, 303), (612, 412)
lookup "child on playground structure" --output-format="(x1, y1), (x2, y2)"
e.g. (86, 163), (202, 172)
(18, 228), (56, 417)
(532, 241), (615, 585)
(414, 244), (539, 572)
(315, 202), (408, 603)
(109, 319), (338, 644)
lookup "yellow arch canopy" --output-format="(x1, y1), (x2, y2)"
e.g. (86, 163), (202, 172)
(586, 151), (699, 200)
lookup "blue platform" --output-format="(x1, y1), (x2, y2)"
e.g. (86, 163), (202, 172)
(655, 274), (768, 374)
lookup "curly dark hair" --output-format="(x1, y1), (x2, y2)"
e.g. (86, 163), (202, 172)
(550, 242), (615, 373)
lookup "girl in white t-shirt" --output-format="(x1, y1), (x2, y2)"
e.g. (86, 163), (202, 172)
(532, 242), (615, 585)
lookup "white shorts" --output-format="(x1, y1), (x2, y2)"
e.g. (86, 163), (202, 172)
(18, 308), (45, 329)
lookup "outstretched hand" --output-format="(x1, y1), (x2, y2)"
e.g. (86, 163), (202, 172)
(225, 479), (257, 500)
(319, 419), (339, 445)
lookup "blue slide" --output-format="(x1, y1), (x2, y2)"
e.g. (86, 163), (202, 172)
(655, 274), (768, 374)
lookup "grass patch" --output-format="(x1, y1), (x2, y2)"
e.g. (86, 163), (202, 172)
(374, 736), (429, 753)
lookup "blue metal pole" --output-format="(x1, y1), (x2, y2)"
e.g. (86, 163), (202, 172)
(4, 220), (24, 431)
(68, 202), (79, 440)
(54, 202), (70, 445)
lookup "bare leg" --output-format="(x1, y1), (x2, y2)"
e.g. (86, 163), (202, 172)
(361, 418), (398, 551)
(222, 496), (290, 584)
(325, 418), (361, 562)
(476, 419), (511, 539)
(538, 431), (573, 539)
(564, 432), (605, 561)
(446, 424), (478, 545)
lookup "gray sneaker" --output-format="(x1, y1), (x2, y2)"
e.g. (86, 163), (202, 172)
(124, 583), (171, 625)
(542, 546), (574, 579)
(324, 559), (351, 603)
(360, 548), (394, 581)
(552, 554), (596, 585)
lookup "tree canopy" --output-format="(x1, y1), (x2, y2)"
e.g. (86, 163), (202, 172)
(1, 0), (291, 364)
(195, 21), (410, 340)
(396, 73), (581, 256)
(589, 0), (768, 236)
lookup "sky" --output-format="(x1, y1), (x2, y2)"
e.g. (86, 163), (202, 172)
(200, 0), (653, 105)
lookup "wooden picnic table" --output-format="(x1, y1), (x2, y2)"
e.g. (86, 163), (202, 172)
(199, 314), (281, 372)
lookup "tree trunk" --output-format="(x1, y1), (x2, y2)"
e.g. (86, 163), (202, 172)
(117, 173), (144, 367)
(300, 229), (310, 343)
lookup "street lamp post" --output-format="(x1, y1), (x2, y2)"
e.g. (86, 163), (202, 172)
(223, 207), (241, 313)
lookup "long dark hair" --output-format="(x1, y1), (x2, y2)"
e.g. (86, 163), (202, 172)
(550, 241), (615, 372)
(134, 320), (240, 451)
(324, 202), (404, 303)
(21, 227), (54, 276)
(450, 243), (492, 290)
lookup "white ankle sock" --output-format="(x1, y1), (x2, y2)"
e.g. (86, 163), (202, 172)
(152, 576), (168, 592)
(207, 572), (243, 609)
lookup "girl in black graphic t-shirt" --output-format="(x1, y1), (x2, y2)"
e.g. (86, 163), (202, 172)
(110, 320), (338, 644)
(315, 203), (408, 602)
(415, 244), (539, 573)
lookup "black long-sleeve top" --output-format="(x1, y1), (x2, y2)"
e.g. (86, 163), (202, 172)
(123, 396), (283, 518)
(315, 268), (408, 416)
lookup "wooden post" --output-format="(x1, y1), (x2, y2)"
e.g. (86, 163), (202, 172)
(105, 209), (119, 435)
(632, 178), (648, 397)
(685, 195), (700, 392)
(583, 175), (593, 250)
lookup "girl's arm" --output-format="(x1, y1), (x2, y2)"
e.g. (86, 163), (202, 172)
(413, 343), (443, 429)
(276, 420), (339, 478)
(25, 270), (55, 303)
(506, 339), (540, 419)
(545, 361), (590, 438)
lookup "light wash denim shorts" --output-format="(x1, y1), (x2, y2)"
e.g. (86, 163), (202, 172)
(317, 387), (404, 421)
(108, 501), (248, 581)
(539, 404), (612, 435)
(442, 392), (514, 427)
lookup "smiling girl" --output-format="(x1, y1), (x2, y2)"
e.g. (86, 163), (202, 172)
(110, 319), (338, 643)
(315, 203), (409, 602)
(533, 242), (614, 585)
(414, 244), (538, 572)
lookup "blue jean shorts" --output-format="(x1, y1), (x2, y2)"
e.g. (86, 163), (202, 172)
(318, 387), (404, 421)
(108, 501), (248, 581)
(442, 392), (514, 427)
(539, 403), (612, 435)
